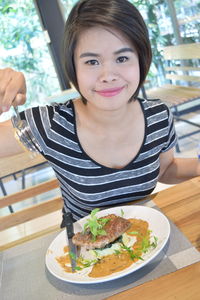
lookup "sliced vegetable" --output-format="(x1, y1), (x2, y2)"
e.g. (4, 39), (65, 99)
(83, 208), (110, 241)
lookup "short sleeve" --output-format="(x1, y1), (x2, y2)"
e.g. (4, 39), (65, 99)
(19, 105), (53, 154)
(19, 101), (76, 158)
(161, 106), (177, 152)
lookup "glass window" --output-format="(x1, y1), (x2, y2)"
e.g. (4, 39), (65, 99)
(59, 0), (200, 88)
(0, 0), (61, 121)
(59, 0), (78, 20)
(175, 0), (200, 43)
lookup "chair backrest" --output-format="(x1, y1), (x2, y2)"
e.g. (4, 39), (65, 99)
(0, 176), (62, 251)
(0, 177), (62, 231)
(0, 151), (63, 250)
(163, 43), (200, 83)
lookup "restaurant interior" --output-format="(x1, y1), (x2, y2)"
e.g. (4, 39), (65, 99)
(0, 1), (200, 299)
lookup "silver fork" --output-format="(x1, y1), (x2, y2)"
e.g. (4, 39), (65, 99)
(11, 106), (41, 153)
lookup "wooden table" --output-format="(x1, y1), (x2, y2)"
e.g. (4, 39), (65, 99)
(1, 176), (200, 299)
(0, 150), (46, 178)
(106, 176), (200, 299)
(0, 150), (47, 213)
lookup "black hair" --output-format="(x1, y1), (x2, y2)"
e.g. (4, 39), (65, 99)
(63, 0), (152, 103)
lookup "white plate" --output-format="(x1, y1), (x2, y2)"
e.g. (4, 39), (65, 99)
(45, 205), (170, 284)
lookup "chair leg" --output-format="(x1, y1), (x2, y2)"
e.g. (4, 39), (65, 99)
(13, 173), (17, 180)
(22, 169), (26, 189)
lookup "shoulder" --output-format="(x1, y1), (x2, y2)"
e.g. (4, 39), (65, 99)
(21, 99), (75, 122)
(139, 97), (171, 121)
(139, 97), (169, 112)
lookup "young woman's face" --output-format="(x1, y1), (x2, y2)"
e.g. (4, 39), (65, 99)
(74, 26), (140, 111)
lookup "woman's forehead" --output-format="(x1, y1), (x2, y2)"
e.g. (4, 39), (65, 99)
(75, 26), (135, 54)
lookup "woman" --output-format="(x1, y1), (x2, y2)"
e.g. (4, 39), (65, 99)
(0, 0), (199, 220)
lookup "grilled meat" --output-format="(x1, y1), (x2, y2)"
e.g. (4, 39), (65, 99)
(72, 214), (131, 250)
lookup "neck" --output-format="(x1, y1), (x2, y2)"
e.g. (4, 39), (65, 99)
(74, 98), (137, 130)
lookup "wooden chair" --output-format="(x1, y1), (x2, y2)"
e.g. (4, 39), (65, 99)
(0, 151), (48, 212)
(0, 151), (63, 251)
(146, 43), (200, 152)
(0, 176), (62, 251)
(0, 89), (81, 250)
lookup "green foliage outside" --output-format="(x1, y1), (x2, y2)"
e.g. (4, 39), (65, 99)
(131, 0), (200, 86)
(0, 0), (60, 116)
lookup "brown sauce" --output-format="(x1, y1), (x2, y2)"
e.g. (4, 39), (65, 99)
(56, 246), (73, 273)
(89, 218), (149, 277)
(56, 245), (84, 273)
(127, 218), (149, 252)
(88, 252), (134, 277)
(56, 218), (150, 277)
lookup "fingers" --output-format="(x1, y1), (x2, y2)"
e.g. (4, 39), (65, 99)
(12, 93), (26, 106)
(0, 68), (26, 114)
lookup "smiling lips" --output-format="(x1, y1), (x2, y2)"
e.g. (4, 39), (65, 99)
(95, 86), (124, 97)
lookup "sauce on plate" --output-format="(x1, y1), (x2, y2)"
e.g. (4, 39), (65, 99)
(89, 218), (149, 277)
(56, 218), (150, 277)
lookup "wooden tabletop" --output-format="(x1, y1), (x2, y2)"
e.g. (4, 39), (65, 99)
(1, 176), (200, 299)
(0, 151), (46, 178)
(106, 176), (200, 300)
(152, 176), (200, 251)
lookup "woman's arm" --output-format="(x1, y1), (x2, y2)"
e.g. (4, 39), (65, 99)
(158, 148), (200, 184)
(0, 68), (27, 157)
(0, 119), (24, 157)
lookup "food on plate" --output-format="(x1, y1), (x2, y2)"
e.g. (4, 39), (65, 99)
(56, 208), (158, 277)
(72, 213), (131, 249)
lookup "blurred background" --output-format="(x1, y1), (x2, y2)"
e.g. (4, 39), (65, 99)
(0, 0), (200, 121)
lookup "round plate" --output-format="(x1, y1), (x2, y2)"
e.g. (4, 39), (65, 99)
(45, 205), (170, 284)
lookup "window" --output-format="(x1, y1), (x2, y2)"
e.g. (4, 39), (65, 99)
(0, 0), (61, 121)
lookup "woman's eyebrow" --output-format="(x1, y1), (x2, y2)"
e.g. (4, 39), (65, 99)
(114, 47), (134, 55)
(79, 52), (100, 58)
(79, 47), (134, 59)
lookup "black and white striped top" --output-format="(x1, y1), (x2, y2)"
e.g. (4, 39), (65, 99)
(21, 98), (177, 220)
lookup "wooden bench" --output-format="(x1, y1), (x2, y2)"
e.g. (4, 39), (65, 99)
(146, 43), (200, 152)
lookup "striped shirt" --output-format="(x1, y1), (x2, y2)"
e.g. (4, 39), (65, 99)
(21, 98), (177, 220)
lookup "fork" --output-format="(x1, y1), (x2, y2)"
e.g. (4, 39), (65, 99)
(11, 106), (41, 153)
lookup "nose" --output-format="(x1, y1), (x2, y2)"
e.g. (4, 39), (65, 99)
(99, 63), (118, 83)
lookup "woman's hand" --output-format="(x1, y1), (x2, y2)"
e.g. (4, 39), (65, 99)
(0, 68), (26, 114)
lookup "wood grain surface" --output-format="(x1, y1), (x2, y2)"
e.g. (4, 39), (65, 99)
(106, 262), (200, 300)
(106, 176), (200, 300)
(0, 151), (46, 178)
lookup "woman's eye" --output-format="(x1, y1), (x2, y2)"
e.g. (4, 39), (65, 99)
(85, 59), (99, 65)
(117, 56), (128, 63)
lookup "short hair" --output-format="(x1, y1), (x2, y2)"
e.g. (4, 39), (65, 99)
(63, 0), (152, 102)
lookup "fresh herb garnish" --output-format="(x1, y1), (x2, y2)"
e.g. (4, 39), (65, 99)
(121, 209), (124, 217)
(128, 231), (139, 235)
(76, 256), (99, 270)
(83, 208), (110, 241)
(69, 251), (76, 260)
(140, 231), (158, 253)
(114, 249), (121, 255)
(121, 244), (143, 261)
(124, 230), (158, 258)
(151, 236), (158, 249)
(128, 230), (158, 253)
